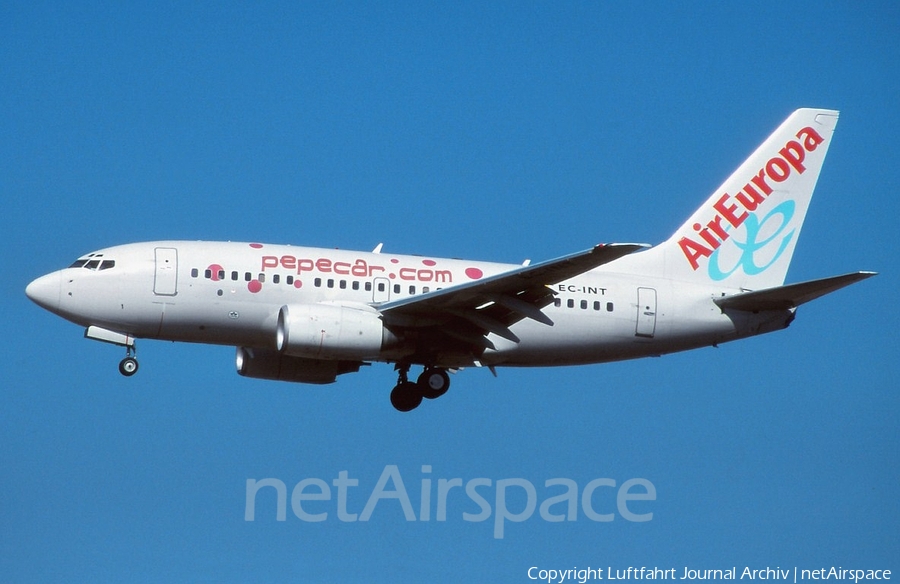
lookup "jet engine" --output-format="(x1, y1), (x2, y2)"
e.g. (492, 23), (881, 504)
(276, 303), (391, 360)
(235, 346), (363, 384)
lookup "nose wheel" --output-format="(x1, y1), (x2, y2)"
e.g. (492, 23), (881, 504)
(389, 365), (451, 412)
(118, 346), (139, 377)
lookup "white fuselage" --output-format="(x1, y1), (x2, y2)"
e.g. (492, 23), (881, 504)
(26, 240), (789, 369)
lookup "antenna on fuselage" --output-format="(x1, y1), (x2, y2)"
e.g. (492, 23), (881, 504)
(372, 243), (384, 254)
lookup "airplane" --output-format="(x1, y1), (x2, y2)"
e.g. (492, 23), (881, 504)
(25, 108), (875, 412)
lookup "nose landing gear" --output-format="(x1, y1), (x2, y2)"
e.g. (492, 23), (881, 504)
(118, 346), (139, 377)
(389, 364), (451, 412)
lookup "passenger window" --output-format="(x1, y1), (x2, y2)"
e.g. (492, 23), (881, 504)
(409, 285), (416, 294)
(352, 281), (360, 290)
(377, 283), (385, 292)
(314, 278), (322, 287)
(244, 272), (252, 282)
(593, 301), (600, 311)
(205, 269), (212, 279)
(393, 284), (400, 294)
(607, 302), (614, 312)
(191, 268), (199, 278)
(567, 299), (574, 308)
(231, 271), (239, 281)
(580, 300), (587, 310)
(554, 298), (561, 307)
(366, 282), (373, 292)
(273, 275), (280, 284)
(327, 279), (334, 288)
(218, 270), (225, 280)
(258, 273), (265, 283)
(423, 286), (430, 293)
(287, 275), (294, 285)
(340, 280), (347, 289)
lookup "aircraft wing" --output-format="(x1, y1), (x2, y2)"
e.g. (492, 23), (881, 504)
(378, 243), (648, 348)
(714, 271), (877, 312)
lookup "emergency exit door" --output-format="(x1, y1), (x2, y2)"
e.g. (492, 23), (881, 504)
(635, 287), (657, 337)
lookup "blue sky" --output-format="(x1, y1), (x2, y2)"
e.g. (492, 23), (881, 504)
(2, 2), (897, 582)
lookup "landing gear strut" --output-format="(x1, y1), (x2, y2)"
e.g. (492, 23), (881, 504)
(118, 345), (139, 377)
(389, 364), (451, 412)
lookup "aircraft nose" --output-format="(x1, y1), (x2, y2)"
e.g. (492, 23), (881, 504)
(26, 271), (61, 312)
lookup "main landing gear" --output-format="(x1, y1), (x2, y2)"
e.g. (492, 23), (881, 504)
(389, 364), (451, 412)
(118, 345), (139, 377)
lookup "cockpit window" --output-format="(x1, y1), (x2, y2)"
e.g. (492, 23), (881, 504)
(68, 256), (116, 271)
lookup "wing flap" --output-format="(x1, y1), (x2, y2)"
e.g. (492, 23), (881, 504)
(714, 271), (877, 312)
(493, 293), (555, 326)
(448, 308), (521, 343)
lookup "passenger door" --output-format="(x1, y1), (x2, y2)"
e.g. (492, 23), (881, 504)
(153, 247), (178, 296)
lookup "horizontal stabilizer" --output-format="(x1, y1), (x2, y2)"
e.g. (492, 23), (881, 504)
(714, 271), (877, 312)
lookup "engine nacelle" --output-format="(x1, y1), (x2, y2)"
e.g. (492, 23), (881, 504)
(236, 347), (363, 384)
(276, 303), (388, 360)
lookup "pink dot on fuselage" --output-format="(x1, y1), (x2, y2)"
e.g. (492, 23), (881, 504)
(294, 280), (302, 288)
(465, 267), (484, 280)
(249, 243), (263, 249)
(389, 273), (395, 279)
(248, 280), (262, 293)
(391, 258), (399, 264)
(422, 259), (436, 266)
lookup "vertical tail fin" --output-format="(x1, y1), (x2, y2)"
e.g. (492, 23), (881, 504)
(647, 108), (839, 290)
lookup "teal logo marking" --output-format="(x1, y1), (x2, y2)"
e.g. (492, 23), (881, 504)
(708, 200), (796, 281)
